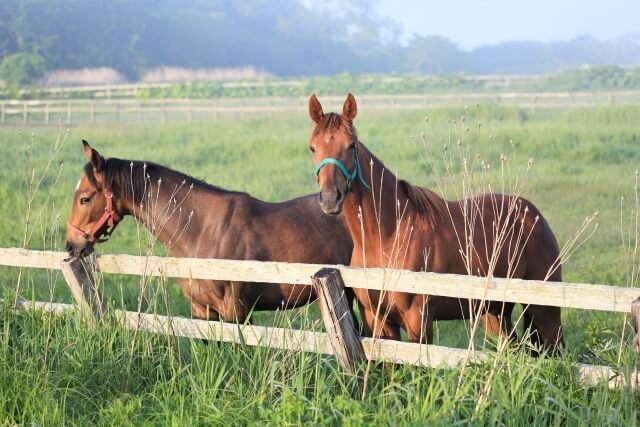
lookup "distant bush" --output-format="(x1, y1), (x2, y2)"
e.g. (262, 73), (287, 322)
(0, 53), (46, 87)
(526, 66), (640, 92)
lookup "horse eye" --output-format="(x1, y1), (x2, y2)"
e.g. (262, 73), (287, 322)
(80, 197), (91, 205)
(349, 143), (356, 150)
(309, 146), (315, 153)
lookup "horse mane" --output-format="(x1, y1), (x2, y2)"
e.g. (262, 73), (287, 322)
(84, 158), (246, 202)
(399, 179), (446, 230)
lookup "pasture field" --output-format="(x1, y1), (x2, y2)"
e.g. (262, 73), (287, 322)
(1, 104), (640, 424)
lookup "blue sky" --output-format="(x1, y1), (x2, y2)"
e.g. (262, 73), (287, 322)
(376, 0), (639, 49)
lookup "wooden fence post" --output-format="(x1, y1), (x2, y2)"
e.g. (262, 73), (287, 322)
(311, 268), (364, 373)
(22, 103), (28, 125)
(44, 103), (50, 125)
(66, 102), (72, 125)
(60, 257), (105, 325)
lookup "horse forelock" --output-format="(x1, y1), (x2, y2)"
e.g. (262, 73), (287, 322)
(312, 112), (357, 140)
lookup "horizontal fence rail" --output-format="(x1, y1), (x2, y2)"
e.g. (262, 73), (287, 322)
(11, 300), (633, 389)
(1, 91), (638, 126)
(1, 248), (639, 313)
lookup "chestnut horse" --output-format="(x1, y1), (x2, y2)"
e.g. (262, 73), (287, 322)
(65, 141), (353, 322)
(306, 94), (564, 353)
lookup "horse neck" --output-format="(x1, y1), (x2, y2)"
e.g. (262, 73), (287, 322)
(119, 167), (226, 257)
(342, 143), (414, 262)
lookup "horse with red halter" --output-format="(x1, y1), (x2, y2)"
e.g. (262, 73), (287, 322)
(306, 94), (564, 354)
(65, 140), (354, 322)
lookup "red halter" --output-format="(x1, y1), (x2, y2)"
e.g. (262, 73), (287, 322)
(67, 187), (122, 243)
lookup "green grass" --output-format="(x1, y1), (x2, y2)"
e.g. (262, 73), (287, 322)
(1, 105), (640, 424)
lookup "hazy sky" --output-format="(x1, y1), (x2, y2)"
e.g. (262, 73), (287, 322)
(376, 0), (639, 50)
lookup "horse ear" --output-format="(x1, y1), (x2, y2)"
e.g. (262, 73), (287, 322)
(82, 139), (105, 173)
(308, 94), (324, 123)
(342, 93), (357, 122)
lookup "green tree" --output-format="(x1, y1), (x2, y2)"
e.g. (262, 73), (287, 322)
(0, 53), (45, 87)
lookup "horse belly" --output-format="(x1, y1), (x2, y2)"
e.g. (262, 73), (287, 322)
(430, 296), (473, 321)
(250, 283), (315, 310)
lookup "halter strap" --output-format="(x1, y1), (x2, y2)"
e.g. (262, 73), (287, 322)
(313, 148), (370, 191)
(67, 187), (122, 243)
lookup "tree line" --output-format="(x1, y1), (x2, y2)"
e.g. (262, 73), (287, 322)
(0, 0), (639, 86)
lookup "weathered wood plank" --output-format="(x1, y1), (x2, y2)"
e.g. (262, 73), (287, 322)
(0, 248), (67, 269)
(60, 257), (105, 324)
(10, 299), (634, 389)
(312, 268), (365, 373)
(1, 248), (639, 313)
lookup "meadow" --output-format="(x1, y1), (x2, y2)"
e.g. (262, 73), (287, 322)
(1, 104), (640, 424)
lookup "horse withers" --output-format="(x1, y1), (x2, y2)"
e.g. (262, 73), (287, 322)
(306, 93), (564, 354)
(65, 140), (354, 323)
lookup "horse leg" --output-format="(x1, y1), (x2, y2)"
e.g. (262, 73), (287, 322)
(362, 307), (401, 340)
(345, 288), (361, 332)
(189, 302), (220, 346)
(403, 309), (433, 344)
(480, 313), (502, 336)
(381, 322), (402, 340)
(190, 302), (220, 320)
(481, 303), (516, 341)
(221, 281), (249, 323)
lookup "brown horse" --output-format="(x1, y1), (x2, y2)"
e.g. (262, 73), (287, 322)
(65, 140), (353, 322)
(306, 93), (564, 353)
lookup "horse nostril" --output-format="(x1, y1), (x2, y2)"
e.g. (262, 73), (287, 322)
(65, 242), (74, 254)
(335, 189), (343, 203)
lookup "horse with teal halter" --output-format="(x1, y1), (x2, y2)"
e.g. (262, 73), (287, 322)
(313, 149), (370, 191)
(307, 93), (565, 355)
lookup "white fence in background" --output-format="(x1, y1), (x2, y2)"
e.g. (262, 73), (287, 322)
(1, 91), (638, 126)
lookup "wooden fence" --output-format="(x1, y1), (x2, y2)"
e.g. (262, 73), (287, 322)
(0, 247), (639, 388)
(2, 91), (639, 126)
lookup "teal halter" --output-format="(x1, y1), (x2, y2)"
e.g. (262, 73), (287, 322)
(313, 148), (370, 191)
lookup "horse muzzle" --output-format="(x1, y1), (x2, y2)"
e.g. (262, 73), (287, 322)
(65, 239), (95, 259)
(318, 188), (345, 215)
